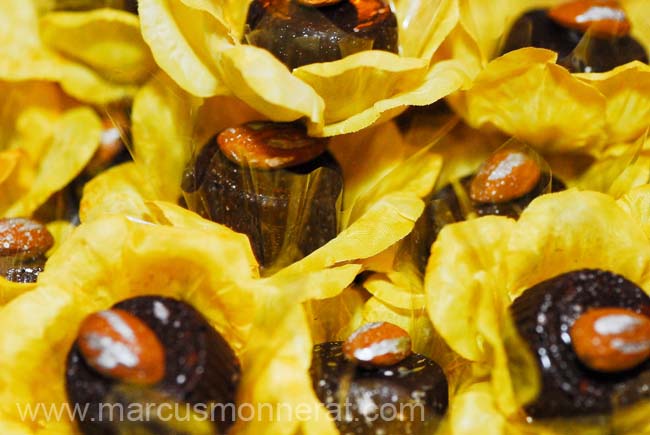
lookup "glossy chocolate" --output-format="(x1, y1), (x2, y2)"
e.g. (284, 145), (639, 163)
(510, 269), (650, 417)
(501, 9), (648, 73)
(311, 341), (448, 435)
(405, 172), (565, 273)
(66, 296), (240, 435)
(244, 0), (398, 69)
(182, 132), (343, 272)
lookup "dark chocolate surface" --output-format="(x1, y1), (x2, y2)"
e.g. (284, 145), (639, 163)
(244, 0), (398, 69)
(182, 139), (343, 272)
(310, 341), (448, 435)
(501, 9), (648, 73)
(406, 173), (565, 273)
(510, 269), (650, 418)
(4, 265), (43, 283)
(65, 296), (240, 435)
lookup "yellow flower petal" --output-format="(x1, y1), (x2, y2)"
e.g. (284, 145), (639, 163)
(294, 52), (428, 125)
(138, 0), (463, 134)
(131, 72), (263, 203)
(426, 189), (650, 426)
(0, 279), (36, 306)
(279, 192), (424, 275)
(139, 0), (228, 97)
(507, 190), (650, 297)
(577, 63), (650, 145)
(447, 48), (608, 153)
(0, 214), (265, 433)
(1, 0), (141, 104)
(79, 162), (152, 223)
(218, 45), (325, 127)
(447, 0), (650, 153)
(426, 216), (516, 362)
(39, 9), (156, 84)
(3, 107), (102, 217)
(131, 71), (200, 202)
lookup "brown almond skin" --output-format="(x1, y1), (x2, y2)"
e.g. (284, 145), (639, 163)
(78, 309), (165, 385)
(0, 218), (54, 258)
(470, 150), (542, 204)
(217, 122), (329, 170)
(343, 322), (412, 366)
(549, 0), (631, 37)
(570, 307), (650, 372)
(296, 0), (343, 6)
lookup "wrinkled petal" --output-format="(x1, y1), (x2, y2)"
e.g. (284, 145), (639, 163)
(446, 0), (650, 153)
(425, 189), (650, 424)
(1, 0), (142, 104)
(447, 48), (607, 154)
(39, 9), (156, 84)
(2, 107), (102, 217)
(138, 0), (463, 134)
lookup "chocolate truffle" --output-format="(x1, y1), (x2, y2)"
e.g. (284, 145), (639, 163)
(311, 341), (448, 435)
(402, 146), (565, 273)
(501, 2), (648, 73)
(510, 269), (650, 417)
(244, 0), (398, 69)
(182, 122), (343, 272)
(65, 296), (240, 435)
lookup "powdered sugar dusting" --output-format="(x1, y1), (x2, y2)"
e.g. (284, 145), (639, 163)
(348, 322), (383, 342)
(594, 314), (641, 335)
(99, 311), (136, 342)
(153, 301), (170, 324)
(86, 333), (139, 369)
(612, 338), (650, 355)
(353, 338), (409, 362)
(576, 6), (626, 23)
(487, 152), (527, 181)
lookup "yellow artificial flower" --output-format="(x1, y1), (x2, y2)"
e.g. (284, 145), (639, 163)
(0, 209), (360, 434)
(79, 70), (444, 279)
(442, 0), (650, 154)
(425, 188), (650, 434)
(137, 0), (468, 136)
(2, 0), (156, 105)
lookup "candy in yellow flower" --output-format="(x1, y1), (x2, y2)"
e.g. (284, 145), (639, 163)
(137, 0), (468, 136)
(443, 0), (650, 154)
(1, 0), (155, 104)
(0, 211), (360, 434)
(426, 189), (650, 434)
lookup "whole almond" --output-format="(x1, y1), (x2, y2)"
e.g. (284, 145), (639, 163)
(217, 122), (328, 170)
(78, 309), (165, 385)
(570, 307), (650, 372)
(0, 218), (54, 258)
(470, 150), (542, 204)
(549, 0), (630, 37)
(343, 322), (412, 367)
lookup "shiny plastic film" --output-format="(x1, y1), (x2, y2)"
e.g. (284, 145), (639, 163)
(443, 0), (650, 154)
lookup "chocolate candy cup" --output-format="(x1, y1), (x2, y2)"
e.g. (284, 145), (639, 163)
(310, 341), (448, 435)
(404, 173), (565, 273)
(182, 138), (343, 272)
(501, 9), (648, 73)
(511, 269), (650, 418)
(244, 0), (398, 69)
(65, 296), (240, 435)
